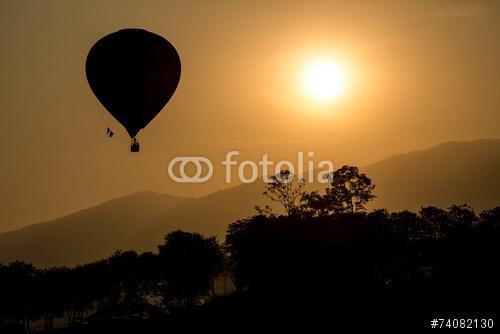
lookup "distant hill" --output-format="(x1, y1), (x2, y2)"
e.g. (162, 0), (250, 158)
(124, 181), (273, 252)
(365, 139), (500, 212)
(0, 192), (189, 267)
(0, 139), (498, 267)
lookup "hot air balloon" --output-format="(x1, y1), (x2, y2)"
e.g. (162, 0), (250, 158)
(86, 29), (181, 152)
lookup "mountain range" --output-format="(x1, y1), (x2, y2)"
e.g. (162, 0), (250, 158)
(0, 139), (498, 267)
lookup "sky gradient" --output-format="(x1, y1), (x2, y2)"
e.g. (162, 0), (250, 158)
(1, 0), (499, 231)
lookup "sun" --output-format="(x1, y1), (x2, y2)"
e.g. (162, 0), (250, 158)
(303, 60), (347, 103)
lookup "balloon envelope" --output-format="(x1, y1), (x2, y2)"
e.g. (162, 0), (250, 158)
(86, 29), (181, 138)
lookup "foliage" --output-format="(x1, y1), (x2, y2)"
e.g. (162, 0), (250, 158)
(158, 230), (225, 307)
(1, 165), (499, 331)
(302, 165), (375, 216)
(259, 170), (305, 216)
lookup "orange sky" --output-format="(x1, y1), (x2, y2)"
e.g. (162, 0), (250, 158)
(0, 0), (499, 231)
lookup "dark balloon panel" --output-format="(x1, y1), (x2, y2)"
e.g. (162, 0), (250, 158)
(86, 29), (181, 139)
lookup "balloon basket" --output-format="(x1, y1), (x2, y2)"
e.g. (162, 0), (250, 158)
(130, 138), (140, 152)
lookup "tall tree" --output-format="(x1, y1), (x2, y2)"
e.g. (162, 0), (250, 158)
(302, 165), (375, 216)
(261, 170), (305, 216)
(0, 261), (38, 332)
(158, 230), (224, 308)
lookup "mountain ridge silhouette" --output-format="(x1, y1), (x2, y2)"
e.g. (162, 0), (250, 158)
(0, 139), (498, 267)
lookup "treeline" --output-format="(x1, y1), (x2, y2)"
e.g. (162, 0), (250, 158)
(1, 166), (499, 331)
(225, 168), (500, 328)
(0, 231), (225, 332)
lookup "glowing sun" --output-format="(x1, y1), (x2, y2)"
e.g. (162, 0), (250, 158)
(303, 61), (347, 103)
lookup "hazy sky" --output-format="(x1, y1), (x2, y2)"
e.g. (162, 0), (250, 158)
(1, 0), (499, 231)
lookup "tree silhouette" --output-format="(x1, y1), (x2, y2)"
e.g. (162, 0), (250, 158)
(302, 165), (375, 216)
(0, 261), (38, 332)
(158, 230), (224, 308)
(417, 206), (448, 239)
(259, 170), (304, 216)
(34, 267), (68, 331)
(447, 204), (477, 227)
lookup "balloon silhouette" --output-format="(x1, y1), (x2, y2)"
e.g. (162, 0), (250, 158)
(86, 29), (181, 151)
